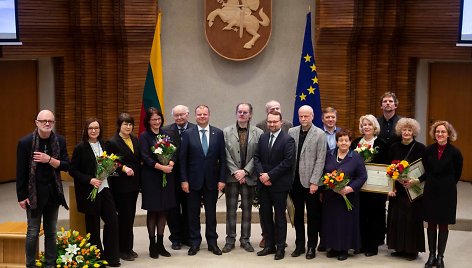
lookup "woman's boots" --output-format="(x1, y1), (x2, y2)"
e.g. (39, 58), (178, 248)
(149, 236), (158, 259)
(436, 231), (448, 268)
(157, 235), (171, 257)
(425, 229), (437, 268)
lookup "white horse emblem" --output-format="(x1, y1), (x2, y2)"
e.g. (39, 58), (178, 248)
(207, 0), (270, 49)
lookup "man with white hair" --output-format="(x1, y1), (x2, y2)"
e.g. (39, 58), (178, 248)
(16, 110), (70, 268)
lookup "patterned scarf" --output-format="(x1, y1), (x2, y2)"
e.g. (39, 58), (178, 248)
(28, 128), (66, 210)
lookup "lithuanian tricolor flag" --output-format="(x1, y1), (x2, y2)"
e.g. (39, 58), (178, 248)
(139, 12), (164, 135)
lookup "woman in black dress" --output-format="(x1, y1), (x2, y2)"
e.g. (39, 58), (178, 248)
(139, 107), (176, 258)
(350, 114), (388, 257)
(421, 121), (463, 268)
(69, 118), (120, 267)
(322, 129), (367, 261)
(386, 118), (426, 261)
(105, 113), (141, 261)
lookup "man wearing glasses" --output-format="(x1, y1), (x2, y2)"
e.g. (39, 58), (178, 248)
(222, 103), (263, 253)
(16, 110), (70, 268)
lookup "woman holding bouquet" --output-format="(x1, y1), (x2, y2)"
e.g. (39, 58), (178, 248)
(139, 107), (176, 258)
(322, 129), (367, 261)
(104, 113), (141, 261)
(421, 121), (463, 268)
(350, 114), (388, 257)
(386, 118), (426, 261)
(70, 118), (120, 267)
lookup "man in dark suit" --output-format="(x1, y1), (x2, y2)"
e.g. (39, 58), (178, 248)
(179, 105), (226, 256)
(162, 104), (196, 250)
(254, 111), (295, 260)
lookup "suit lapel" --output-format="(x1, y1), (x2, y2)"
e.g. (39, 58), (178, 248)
(192, 127), (205, 156)
(115, 135), (136, 161)
(301, 126), (315, 154)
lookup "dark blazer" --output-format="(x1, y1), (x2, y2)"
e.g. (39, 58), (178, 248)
(179, 125), (226, 191)
(162, 122), (196, 178)
(16, 132), (70, 209)
(69, 141), (104, 215)
(421, 143), (463, 224)
(104, 133), (141, 193)
(254, 130), (296, 192)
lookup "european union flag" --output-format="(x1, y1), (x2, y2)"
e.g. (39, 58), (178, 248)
(292, 12), (322, 128)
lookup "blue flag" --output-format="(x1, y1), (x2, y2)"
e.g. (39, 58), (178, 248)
(292, 12), (322, 128)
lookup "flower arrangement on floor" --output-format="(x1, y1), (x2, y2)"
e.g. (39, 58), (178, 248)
(321, 170), (353, 211)
(88, 151), (121, 201)
(151, 134), (176, 187)
(386, 160), (421, 194)
(354, 142), (379, 163)
(36, 228), (107, 267)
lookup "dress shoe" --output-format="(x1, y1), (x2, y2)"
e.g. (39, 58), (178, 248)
(259, 237), (265, 248)
(391, 251), (405, 257)
(365, 250), (378, 257)
(107, 262), (121, 267)
(241, 242), (255, 252)
(306, 247), (316, 259)
(274, 249), (285, 260)
(291, 247), (305, 257)
(326, 249), (339, 258)
(129, 250), (138, 259)
(208, 245), (222, 255)
(120, 252), (134, 261)
(257, 247), (276, 256)
(171, 242), (182, 250)
(188, 246), (200, 256)
(337, 251), (348, 261)
(222, 243), (235, 253)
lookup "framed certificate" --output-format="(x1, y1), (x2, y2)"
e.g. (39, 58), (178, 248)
(361, 163), (394, 194)
(405, 159), (425, 202)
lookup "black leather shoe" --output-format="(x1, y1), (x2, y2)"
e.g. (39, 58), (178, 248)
(120, 252), (134, 261)
(274, 249), (285, 260)
(129, 250), (138, 258)
(222, 243), (235, 253)
(208, 245), (222, 255)
(306, 247), (316, 259)
(326, 249), (339, 258)
(241, 242), (255, 252)
(391, 251), (405, 257)
(257, 247), (276, 256)
(291, 247), (305, 257)
(171, 242), (182, 250)
(188, 246), (200, 256)
(337, 251), (348, 261)
(107, 262), (121, 267)
(365, 250), (378, 257)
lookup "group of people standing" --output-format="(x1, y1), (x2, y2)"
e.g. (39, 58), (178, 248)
(16, 91), (462, 268)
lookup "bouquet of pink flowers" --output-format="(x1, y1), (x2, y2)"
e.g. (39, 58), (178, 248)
(321, 170), (353, 211)
(354, 142), (379, 163)
(151, 134), (176, 187)
(88, 151), (121, 201)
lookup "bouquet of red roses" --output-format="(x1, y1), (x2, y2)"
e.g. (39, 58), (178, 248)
(321, 170), (353, 211)
(151, 134), (176, 187)
(386, 160), (421, 193)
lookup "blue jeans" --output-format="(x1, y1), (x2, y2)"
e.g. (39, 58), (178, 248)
(26, 201), (59, 268)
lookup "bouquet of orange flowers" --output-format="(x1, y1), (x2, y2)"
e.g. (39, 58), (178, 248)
(151, 134), (176, 187)
(386, 160), (421, 194)
(354, 142), (379, 163)
(88, 151), (121, 201)
(321, 170), (353, 211)
(36, 227), (107, 267)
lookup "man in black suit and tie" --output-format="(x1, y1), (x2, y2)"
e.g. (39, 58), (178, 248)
(162, 104), (196, 250)
(179, 105), (226, 256)
(254, 111), (295, 260)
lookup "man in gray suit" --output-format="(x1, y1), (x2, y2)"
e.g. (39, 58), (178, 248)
(222, 103), (263, 253)
(288, 105), (327, 259)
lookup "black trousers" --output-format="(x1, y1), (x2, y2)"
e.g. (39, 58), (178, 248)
(85, 188), (119, 263)
(187, 187), (218, 247)
(259, 188), (288, 249)
(112, 190), (138, 254)
(167, 185), (189, 244)
(290, 180), (322, 248)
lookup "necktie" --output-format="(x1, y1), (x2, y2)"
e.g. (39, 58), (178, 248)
(179, 127), (184, 137)
(268, 134), (275, 150)
(201, 129), (208, 155)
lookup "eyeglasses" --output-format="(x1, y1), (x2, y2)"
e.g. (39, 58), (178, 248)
(36, 119), (55, 125)
(267, 120), (280, 124)
(88, 127), (100, 131)
(237, 111), (249, 115)
(122, 122), (134, 126)
(150, 118), (161, 122)
(173, 113), (188, 118)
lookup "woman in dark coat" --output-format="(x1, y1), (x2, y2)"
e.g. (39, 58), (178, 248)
(350, 114), (389, 257)
(139, 107), (176, 258)
(386, 118), (426, 261)
(105, 113), (141, 261)
(69, 118), (120, 267)
(421, 121), (463, 268)
(322, 129), (367, 261)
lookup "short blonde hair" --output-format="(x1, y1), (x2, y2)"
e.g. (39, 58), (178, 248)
(429, 120), (458, 142)
(358, 114), (380, 135)
(395, 118), (421, 137)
